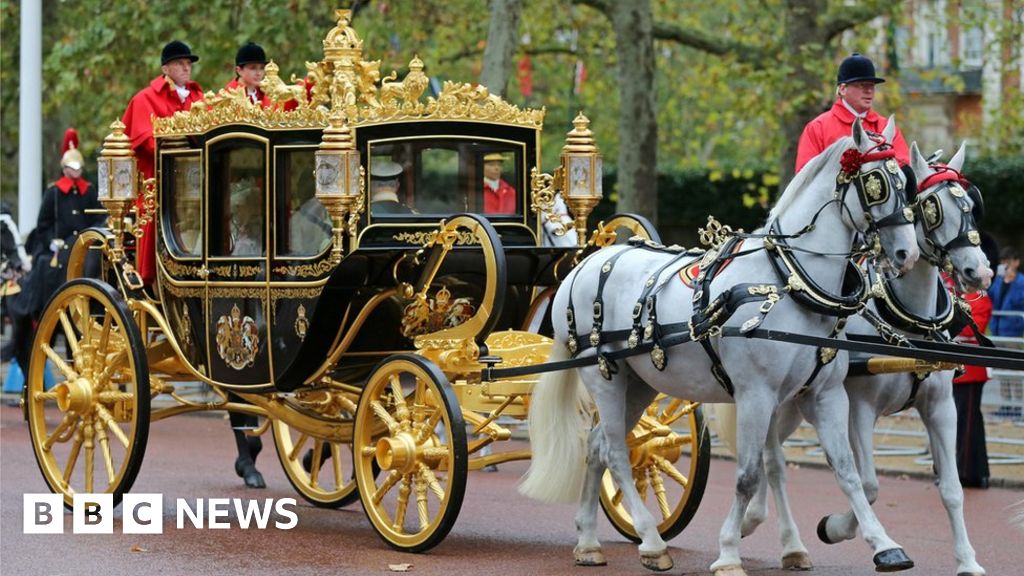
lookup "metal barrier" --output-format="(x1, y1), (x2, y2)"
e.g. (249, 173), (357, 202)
(983, 310), (1024, 423)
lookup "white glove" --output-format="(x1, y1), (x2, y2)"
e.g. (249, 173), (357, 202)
(49, 240), (62, 253)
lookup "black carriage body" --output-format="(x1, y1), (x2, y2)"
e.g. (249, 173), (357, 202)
(155, 120), (572, 390)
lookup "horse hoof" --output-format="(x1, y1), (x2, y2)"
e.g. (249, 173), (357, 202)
(573, 546), (606, 567)
(712, 564), (748, 576)
(873, 548), (914, 572)
(236, 458), (266, 489)
(639, 549), (673, 572)
(956, 572), (985, 576)
(816, 516), (837, 545)
(782, 551), (813, 570)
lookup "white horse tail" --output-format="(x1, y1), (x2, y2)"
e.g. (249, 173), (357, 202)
(519, 340), (592, 503)
(706, 403), (738, 456)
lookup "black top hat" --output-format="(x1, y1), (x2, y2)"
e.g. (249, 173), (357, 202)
(235, 42), (268, 67)
(161, 40), (200, 65)
(837, 53), (885, 85)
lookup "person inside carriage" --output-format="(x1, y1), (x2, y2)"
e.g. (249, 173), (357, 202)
(369, 159), (413, 215)
(481, 152), (517, 213)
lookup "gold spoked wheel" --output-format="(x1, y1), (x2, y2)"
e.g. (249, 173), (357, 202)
(27, 278), (150, 508)
(354, 355), (467, 552)
(599, 396), (710, 542)
(272, 411), (363, 508)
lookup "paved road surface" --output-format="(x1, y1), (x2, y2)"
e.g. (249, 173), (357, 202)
(2, 405), (1022, 575)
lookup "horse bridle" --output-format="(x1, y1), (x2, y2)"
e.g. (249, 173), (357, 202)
(912, 166), (983, 273)
(834, 140), (915, 251)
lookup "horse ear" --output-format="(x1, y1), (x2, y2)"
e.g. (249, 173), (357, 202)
(910, 141), (930, 180)
(948, 142), (967, 172)
(882, 115), (897, 144)
(852, 117), (867, 149)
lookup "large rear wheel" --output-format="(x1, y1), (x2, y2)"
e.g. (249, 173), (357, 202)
(26, 278), (150, 508)
(353, 355), (467, 552)
(599, 396), (710, 542)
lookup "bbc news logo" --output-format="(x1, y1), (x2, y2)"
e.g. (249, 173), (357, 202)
(24, 494), (298, 534)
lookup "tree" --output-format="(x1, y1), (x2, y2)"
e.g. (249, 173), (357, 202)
(479, 0), (524, 97)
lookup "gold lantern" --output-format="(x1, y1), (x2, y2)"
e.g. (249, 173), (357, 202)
(96, 120), (139, 258)
(315, 110), (363, 262)
(560, 113), (603, 245)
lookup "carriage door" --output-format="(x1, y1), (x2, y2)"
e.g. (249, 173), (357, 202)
(205, 135), (271, 386)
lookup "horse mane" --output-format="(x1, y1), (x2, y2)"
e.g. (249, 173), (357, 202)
(768, 136), (851, 222)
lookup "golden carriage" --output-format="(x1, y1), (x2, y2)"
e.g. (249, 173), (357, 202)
(24, 10), (709, 552)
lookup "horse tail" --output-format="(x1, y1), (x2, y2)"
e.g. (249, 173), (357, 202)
(706, 403), (738, 457)
(519, 340), (592, 503)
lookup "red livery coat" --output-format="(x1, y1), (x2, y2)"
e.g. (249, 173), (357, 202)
(795, 99), (910, 174)
(483, 179), (517, 214)
(121, 75), (204, 282)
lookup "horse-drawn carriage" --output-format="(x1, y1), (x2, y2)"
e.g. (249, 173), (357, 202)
(24, 9), (709, 553)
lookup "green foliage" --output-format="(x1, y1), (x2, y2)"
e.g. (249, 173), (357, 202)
(964, 155), (1024, 233)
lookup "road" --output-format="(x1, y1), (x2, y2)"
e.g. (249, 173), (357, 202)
(2, 404), (1022, 575)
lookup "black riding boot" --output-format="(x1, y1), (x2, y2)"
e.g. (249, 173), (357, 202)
(230, 408), (265, 488)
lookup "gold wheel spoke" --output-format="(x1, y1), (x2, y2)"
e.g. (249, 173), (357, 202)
(43, 344), (78, 382)
(370, 400), (400, 433)
(415, 475), (430, 531)
(652, 454), (689, 487)
(58, 308), (82, 358)
(392, 476), (412, 532)
(94, 405), (130, 448)
(331, 443), (343, 490)
(63, 431), (84, 485)
(95, 421), (117, 485)
(648, 464), (672, 519)
(93, 313), (113, 374)
(372, 470), (402, 505)
(34, 391), (58, 402)
(310, 441), (324, 488)
(611, 486), (624, 507)
(288, 433), (309, 463)
(94, 349), (128, 391)
(390, 375), (407, 410)
(417, 463), (446, 500)
(44, 414), (78, 451)
(416, 406), (444, 444)
(636, 468), (650, 501)
(84, 421), (95, 494)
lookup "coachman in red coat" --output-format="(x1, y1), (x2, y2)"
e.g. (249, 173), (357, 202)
(121, 40), (204, 284)
(795, 53), (910, 174)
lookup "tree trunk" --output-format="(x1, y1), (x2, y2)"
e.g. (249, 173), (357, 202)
(479, 0), (523, 98)
(779, 0), (829, 190)
(607, 0), (658, 221)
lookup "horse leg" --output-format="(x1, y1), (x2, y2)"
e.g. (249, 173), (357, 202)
(815, 392), (878, 544)
(761, 406), (812, 570)
(229, 397), (265, 489)
(710, 393), (776, 576)
(574, 424), (609, 566)
(918, 383), (985, 575)
(801, 384), (913, 572)
(586, 368), (672, 571)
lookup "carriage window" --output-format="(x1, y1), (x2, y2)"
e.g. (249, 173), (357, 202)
(368, 139), (523, 217)
(277, 148), (331, 257)
(210, 143), (266, 257)
(167, 155), (202, 257)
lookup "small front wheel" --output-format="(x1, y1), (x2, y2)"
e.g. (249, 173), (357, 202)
(599, 396), (710, 542)
(353, 355), (467, 552)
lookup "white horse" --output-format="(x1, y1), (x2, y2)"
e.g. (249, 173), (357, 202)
(730, 142), (993, 575)
(521, 118), (919, 576)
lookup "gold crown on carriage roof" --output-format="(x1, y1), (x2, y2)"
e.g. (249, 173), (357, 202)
(153, 8), (545, 137)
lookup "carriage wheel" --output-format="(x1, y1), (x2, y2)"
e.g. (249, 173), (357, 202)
(26, 278), (150, 508)
(353, 355), (467, 552)
(272, 414), (364, 508)
(599, 396), (710, 542)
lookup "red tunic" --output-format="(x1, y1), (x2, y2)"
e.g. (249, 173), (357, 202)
(795, 99), (910, 174)
(953, 292), (993, 385)
(121, 75), (204, 282)
(483, 179), (517, 214)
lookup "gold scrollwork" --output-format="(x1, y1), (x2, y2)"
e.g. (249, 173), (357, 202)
(294, 303), (309, 341)
(163, 284), (204, 298)
(271, 259), (335, 278)
(161, 255), (204, 277)
(864, 173), (883, 201)
(698, 216), (733, 248)
(207, 286), (266, 299)
(393, 231), (479, 246)
(819, 347), (838, 364)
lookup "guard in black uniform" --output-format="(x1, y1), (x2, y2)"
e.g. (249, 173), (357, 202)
(10, 129), (104, 388)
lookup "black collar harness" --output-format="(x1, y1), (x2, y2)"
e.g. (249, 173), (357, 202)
(559, 145), (915, 398)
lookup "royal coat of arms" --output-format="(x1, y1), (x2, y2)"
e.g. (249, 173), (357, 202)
(216, 303), (260, 370)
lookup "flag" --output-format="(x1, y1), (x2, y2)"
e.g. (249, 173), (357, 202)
(517, 55), (533, 98)
(573, 59), (586, 95)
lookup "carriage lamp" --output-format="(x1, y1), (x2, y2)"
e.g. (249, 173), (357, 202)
(315, 110), (363, 262)
(97, 120), (139, 258)
(560, 112), (603, 246)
